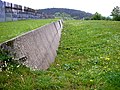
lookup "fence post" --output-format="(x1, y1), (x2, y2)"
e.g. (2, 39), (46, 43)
(0, 0), (5, 22)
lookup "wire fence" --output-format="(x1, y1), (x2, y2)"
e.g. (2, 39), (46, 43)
(0, 0), (54, 22)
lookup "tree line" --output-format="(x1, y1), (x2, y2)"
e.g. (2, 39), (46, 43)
(86, 6), (120, 21)
(37, 6), (120, 21)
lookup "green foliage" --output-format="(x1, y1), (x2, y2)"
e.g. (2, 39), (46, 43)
(54, 12), (74, 20)
(0, 49), (20, 71)
(0, 65), (36, 90)
(84, 17), (91, 20)
(0, 20), (120, 90)
(91, 12), (102, 20)
(38, 8), (92, 20)
(111, 6), (120, 21)
(106, 16), (112, 20)
(90, 12), (112, 21)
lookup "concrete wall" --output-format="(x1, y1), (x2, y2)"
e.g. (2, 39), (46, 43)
(0, 20), (63, 70)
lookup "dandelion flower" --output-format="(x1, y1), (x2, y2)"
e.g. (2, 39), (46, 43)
(105, 57), (110, 60)
(90, 80), (93, 82)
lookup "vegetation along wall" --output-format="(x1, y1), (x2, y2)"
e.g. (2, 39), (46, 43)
(0, 20), (63, 70)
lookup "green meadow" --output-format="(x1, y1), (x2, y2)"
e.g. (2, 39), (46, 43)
(0, 20), (120, 90)
(0, 19), (57, 43)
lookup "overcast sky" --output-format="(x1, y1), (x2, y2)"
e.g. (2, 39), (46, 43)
(2, 0), (120, 16)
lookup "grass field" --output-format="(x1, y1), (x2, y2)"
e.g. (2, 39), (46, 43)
(0, 20), (120, 90)
(0, 19), (57, 43)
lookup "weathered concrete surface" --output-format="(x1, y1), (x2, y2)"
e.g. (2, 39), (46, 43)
(0, 20), (63, 70)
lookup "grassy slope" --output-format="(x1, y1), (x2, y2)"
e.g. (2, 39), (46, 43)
(53, 20), (120, 90)
(0, 19), (57, 43)
(0, 20), (120, 90)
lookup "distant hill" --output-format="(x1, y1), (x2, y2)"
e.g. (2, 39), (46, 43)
(37, 8), (93, 19)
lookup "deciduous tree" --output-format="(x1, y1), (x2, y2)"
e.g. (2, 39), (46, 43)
(91, 12), (102, 20)
(111, 6), (120, 21)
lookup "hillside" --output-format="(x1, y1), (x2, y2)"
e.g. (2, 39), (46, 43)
(1, 20), (120, 90)
(37, 8), (93, 19)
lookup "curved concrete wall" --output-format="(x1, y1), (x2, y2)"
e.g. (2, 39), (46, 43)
(0, 20), (63, 70)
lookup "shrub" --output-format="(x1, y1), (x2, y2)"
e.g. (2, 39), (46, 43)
(91, 12), (102, 20)
(0, 49), (20, 71)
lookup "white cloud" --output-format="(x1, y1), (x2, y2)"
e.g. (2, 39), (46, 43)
(2, 0), (120, 16)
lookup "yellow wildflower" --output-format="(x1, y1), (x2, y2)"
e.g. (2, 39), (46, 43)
(107, 68), (111, 71)
(90, 80), (93, 82)
(105, 57), (110, 60)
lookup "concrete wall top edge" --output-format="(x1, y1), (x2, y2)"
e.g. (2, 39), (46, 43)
(0, 19), (62, 46)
